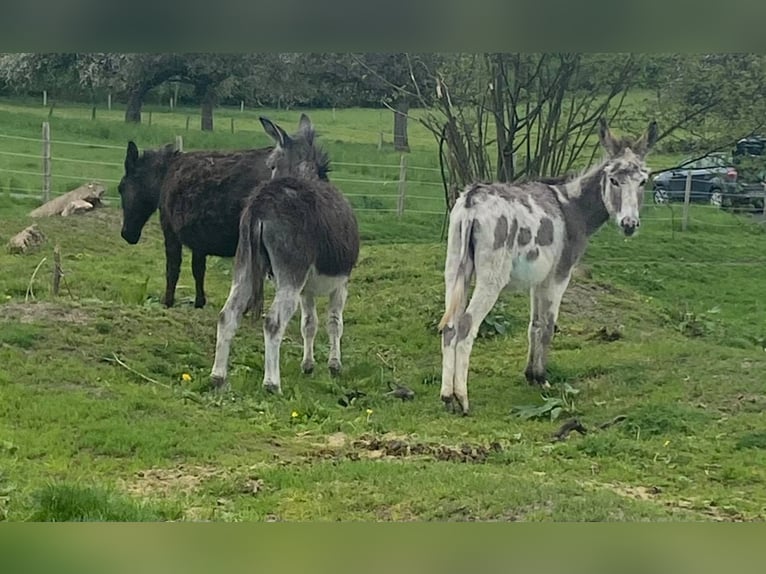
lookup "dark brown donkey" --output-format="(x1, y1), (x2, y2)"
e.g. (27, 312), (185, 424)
(117, 132), (330, 308)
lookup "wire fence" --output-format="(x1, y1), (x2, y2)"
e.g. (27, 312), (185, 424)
(1, 122), (765, 233)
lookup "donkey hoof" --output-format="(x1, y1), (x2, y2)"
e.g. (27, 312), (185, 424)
(210, 375), (228, 392)
(263, 381), (282, 395)
(441, 394), (454, 411)
(301, 361), (315, 375)
(194, 297), (206, 309)
(328, 361), (342, 377)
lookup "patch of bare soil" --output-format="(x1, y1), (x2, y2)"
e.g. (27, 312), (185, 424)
(0, 301), (90, 325)
(583, 481), (749, 522)
(306, 432), (503, 464)
(560, 281), (616, 322)
(120, 464), (265, 499)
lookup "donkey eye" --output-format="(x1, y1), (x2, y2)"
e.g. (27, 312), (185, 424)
(609, 177), (619, 187)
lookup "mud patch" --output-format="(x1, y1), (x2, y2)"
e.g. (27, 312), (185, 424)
(307, 432), (503, 464)
(0, 302), (90, 325)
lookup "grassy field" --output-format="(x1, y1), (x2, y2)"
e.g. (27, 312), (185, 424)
(0, 98), (765, 522)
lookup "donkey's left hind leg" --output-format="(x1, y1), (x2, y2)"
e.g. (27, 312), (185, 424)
(327, 280), (348, 377)
(210, 266), (254, 391)
(448, 278), (506, 415)
(263, 286), (301, 393)
(299, 292), (318, 374)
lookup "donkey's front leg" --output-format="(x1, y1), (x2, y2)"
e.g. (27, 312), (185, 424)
(299, 293), (318, 374)
(327, 281), (348, 377)
(162, 229), (182, 308)
(263, 287), (300, 393)
(191, 250), (207, 308)
(525, 273), (571, 387)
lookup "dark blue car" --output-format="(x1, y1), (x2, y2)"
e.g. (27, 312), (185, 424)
(651, 153), (738, 207)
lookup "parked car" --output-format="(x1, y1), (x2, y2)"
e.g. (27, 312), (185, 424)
(651, 152), (738, 207)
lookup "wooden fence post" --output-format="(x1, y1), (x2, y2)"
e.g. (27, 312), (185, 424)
(148, 111), (152, 126)
(43, 90), (47, 107)
(681, 171), (692, 231)
(42, 122), (51, 203)
(230, 117), (235, 134)
(240, 100), (244, 112)
(397, 154), (407, 218)
(185, 116), (190, 131)
(175, 135), (183, 152)
(107, 93), (112, 111)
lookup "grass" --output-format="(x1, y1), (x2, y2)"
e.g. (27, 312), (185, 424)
(0, 98), (765, 521)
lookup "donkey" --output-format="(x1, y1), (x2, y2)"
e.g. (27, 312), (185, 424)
(118, 134), (329, 309)
(438, 118), (659, 415)
(210, 114), (360, 394)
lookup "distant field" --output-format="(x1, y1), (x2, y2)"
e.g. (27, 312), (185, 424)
(0, 98), (765, 522)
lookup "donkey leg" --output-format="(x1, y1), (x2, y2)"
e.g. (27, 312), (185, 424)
(327, 280), (349, 376)
(191, 250), (207, 309)
(162, 231), (182, 308)
(533, 271), (573, 386)
(262, 287), (301, 394)
(525, 272), (572, 387)
(210, 265), (254, 391)
(449, 278), (506, 415)
(524, 287), (546, 387)
(300, 292), (318, 374)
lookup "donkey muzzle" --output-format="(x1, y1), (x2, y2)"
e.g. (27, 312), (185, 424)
(620, 216), (639, 237)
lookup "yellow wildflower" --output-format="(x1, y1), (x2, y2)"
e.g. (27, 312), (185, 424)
(663, 440), (670, 448)
(366, 409), (373, 416)
(291, 411), (299, 419)
(181, 373), (192, 382)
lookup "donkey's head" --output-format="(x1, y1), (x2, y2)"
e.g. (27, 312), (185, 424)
(597, 118), (659, 237)
(118, 141), (174, 244)
(259, 114), (330, 181)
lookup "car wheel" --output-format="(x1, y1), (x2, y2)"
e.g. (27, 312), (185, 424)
(653, 188), (669, 205)
(710, 190), (723, 208)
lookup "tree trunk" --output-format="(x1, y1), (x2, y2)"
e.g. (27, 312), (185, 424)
(200, 85), (215, 131)
(393, 97), (410, 152)
(125, 88), (144, 123)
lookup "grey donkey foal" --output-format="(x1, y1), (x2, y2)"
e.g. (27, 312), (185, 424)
(438, 118), (659, 415)
(210, 114), (360, 393)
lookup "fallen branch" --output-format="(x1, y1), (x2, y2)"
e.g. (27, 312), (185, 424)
(106, 353), (203, 404)
(551, 414), (628, 442)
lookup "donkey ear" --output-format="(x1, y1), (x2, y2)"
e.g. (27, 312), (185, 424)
(298, 113), (312, 133)
(597, 118), (620, 156)
(125, 141), (139, 173)
(636, 120), (659, 156)
(260, 116), (289, 148)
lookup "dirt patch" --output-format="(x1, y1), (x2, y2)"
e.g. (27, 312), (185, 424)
(307, 432), (504, 464)
(560, 281), (616, 322)
(121, 464), (225, 497)
(0, 301), (90, 325)
(583, 480), (749, 521)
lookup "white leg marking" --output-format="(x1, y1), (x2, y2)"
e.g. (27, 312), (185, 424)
(211, 266), (253, 389)
(327, 280), (348, 376)
(300, 293), (318, 374)
(262, 287), (301, 393)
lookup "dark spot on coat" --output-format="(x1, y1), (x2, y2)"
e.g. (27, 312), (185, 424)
(518, 227), (532, 246)
(494, 215), (509, 249)
(526, 247), (539, 261)
(506, 218), (518, 248)
(464, 184), (485, 208)
(536, 218), (554, 246)
(442, 325), (456, 347)
(264, 315), (280, 336)
(457, 313), (472, 341)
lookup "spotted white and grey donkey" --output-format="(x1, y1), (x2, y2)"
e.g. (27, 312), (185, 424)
(438, 118), (659, 415)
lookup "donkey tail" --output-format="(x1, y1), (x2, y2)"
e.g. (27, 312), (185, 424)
(438, 215), (475, 331)
(235, 204), (267, 319)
